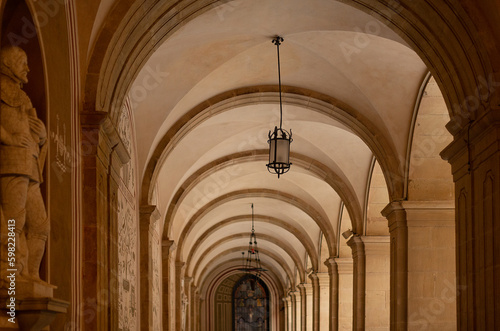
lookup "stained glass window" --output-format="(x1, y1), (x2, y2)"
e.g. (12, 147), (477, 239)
(233, 275), (269, 330)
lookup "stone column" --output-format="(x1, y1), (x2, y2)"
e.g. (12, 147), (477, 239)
(195, 291), (201, 331)
(190, 287), (198, 331)
(292, 290), (301, 330)
(309, 273), (320, 331)
(139, 205), (161, 331)
(289, 292), (296, 331)
(382, 202), (408, 330)
(315, 273), (329, 330)
(441, 111), (500, 330)
(283, 297), (289, 331)
(335, 258), (353, 331)
(285, 293), (295, 331)
(298, 283), (313, 330)
(403, 201), (456, 330)
(324, 258), (339, 331)
(297, 284), (307, 330)
(347, 236), (365, 330)
(175, 261), (185, 331)
(362, 236), (390, 330)
(162, 240), (176, 330)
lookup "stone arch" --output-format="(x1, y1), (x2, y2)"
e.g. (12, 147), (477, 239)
(190, 234), (306, 284)
(174, 189), (337, 261)
(198, 252), (293, 290)
(143, 88), (399, 211)
(184, 214), (319, 272)
(164, 148), (362, 239)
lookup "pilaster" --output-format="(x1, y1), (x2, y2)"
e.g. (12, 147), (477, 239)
(297, 283), (312, 331)
(315, 272), (330, 331)
(441, 110), (500, 330)
(139, 205), (161, 331)
(335, 258), (353, 331)
(289, 291), (297, 331)
(175, 261), (186, 331)
(382, 201), (407, 331)
(291, 290), (301, 331)
(361, 236), (390, 330)
(324, 257), (338, 331)
(162, 240), (176, 330)
(184, 277), (192, 331)
(347, 235), (365, 330)
(282, 297), (289, 331)
(402, 201), (456, 330)
(308, 273), (320, 331)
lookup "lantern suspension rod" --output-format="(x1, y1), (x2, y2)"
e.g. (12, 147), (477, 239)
(251, 203), (255, 232)
(273, 36), (284, 130)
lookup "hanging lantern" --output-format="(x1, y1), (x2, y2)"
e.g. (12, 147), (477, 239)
(266, 36), (292, 178)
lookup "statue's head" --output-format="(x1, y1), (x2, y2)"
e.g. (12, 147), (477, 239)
(0, 46), (29, 84)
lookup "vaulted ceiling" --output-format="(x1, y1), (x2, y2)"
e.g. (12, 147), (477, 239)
(128, 0), (428, 290)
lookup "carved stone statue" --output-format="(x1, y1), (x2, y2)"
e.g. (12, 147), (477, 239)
(0, 46), (49, 289)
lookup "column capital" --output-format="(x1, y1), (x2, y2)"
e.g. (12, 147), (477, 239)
(401, 201), (455, 226)
(334, 257), (353, 274)
(314, 272), (330, 286)
(184, 276), (193, 284)
(176, 261), (185, 270)
(442, 109), (500, 167)
(289, 290), (300, 300)
(140, 204), (161, 220)
(360, 235), (390, 255)
(347, 235), (365, 258)
(80, 110), (107, 127)
(382, 201), (407, 232)
(162, 239), (176, 253)
(324, 257), (338, 276)
(308, 272), (318, 282)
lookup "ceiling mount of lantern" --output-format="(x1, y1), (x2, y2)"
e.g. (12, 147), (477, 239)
(266, 36), (292, 178)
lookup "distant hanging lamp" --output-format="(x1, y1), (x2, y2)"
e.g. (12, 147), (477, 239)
(237, 204), (267, 279)
(267, 36), (292, 178)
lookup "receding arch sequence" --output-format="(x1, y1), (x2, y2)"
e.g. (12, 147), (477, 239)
(184, 214), (319, 272)
(190, 234), (306, 284)
(174, 189), (337, 263)
(163, 149), (363, 238)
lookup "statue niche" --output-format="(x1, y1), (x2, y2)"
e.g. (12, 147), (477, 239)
(0, 45), (51, 296)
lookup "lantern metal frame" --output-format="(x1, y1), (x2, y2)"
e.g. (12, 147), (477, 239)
(267, 36), (293, 178)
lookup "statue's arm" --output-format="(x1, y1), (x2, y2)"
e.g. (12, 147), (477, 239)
(28, 110), (47, 145)
(0, 124), (30, 147)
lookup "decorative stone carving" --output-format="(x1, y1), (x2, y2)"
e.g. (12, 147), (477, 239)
(117, 190), (138, 330)
(151, 218), (161, 331)
(0, 46), (51, 295)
